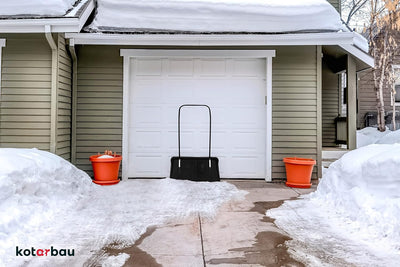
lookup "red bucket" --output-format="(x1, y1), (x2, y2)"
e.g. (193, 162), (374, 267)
(283, 157), (316, 188)
(89, 155), (122, 186)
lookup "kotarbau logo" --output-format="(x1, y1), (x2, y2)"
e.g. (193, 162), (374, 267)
(16, 246), (74, 257)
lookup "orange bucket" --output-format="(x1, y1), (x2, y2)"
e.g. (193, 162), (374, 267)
(283, 157), (316, 188)
(89, 155), (122, 186)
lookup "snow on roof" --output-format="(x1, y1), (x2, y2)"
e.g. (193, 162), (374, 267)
(87, 0), (345, 34)
(0, 0), (78, 17)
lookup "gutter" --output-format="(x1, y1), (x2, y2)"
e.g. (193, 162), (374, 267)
(45, 25), (58, 154)
(68, 40), (78, 164)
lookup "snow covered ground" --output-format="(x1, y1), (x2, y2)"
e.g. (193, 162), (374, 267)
(357, 127), (400, 147)
(0, 0), (77, 16)
(268, 144), (400, 266)
(0, 148), (244, 267)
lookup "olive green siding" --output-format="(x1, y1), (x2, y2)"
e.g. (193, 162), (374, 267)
(272, 46), (318, 179)
(75, 46), (318, 179)
(328, 0), (341, 13)
(75, 46), (123, 174)
(56, 34), (72, 160)
(0, 34), (52, 150)
(322, 61), (339, 146)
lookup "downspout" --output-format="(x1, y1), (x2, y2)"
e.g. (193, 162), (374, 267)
(68, 39), (78, 164)
(45, 25), (58, 154)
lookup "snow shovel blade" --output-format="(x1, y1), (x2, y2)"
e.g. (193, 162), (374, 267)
(170, 157), (220, 182)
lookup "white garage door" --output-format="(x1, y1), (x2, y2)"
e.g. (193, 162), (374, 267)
(127, 57), (267, 179)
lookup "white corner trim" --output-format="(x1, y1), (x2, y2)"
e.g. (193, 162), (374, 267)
(0, 39), (5, 96)
(120, 49), (275, 180)
(340, 44), (374, 67)
(265, 56), (273, 182)
(121, 56), (130, 180)
(67, 32), (356, 46)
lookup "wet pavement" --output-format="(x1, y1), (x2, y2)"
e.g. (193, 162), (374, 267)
(88, 180), (317, 267)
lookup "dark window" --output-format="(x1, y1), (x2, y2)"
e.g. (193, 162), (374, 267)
(395, 84), (400, 103)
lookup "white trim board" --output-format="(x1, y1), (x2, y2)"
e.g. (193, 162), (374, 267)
(0, 0), (94, 33)
(0, 39), (5, 96)
(120, 49), (275, 181)
(339, 44), (374, 67)
(69, 32), (357, 46)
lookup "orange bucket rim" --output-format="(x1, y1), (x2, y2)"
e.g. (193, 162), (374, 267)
(283, 157), (316, 165)
(90, 154), (122, 163)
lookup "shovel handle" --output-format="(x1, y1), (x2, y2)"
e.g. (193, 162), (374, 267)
(178, 104), (212, 159)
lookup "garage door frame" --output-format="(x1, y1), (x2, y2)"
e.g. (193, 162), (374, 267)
(120, 49), (275, 181)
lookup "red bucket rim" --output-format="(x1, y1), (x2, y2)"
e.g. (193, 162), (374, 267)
(283, 157), (316, 165)
(89, 155), (122, 163)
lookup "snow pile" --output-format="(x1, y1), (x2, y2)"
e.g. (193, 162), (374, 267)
(268, 144), (400, 266)
(0, 148), (244, 266)
(376, 130), (400, 144)
(0, 149), (93, 261)
(98, 155), (115, 159)
(89, 0), (344, 33)
(357, 127), (400, 147)
(0, 0), (77, 16)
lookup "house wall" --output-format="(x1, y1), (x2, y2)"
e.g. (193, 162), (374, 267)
(0, 34), (52, 150)
(271, 46), (318, 179)
(322, 61), (339, 147)
(357, 69), (395, 128)
(56, 34), (72, 160)
(75, 46), (123, 175)
(75, 45), (318, 179)
(328, 0), (341, 13)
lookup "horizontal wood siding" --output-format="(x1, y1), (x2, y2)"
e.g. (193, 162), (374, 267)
(76, 46), (123, 175)
(272, 46), (318, 180)
(57, 34), (72, 160)
(76, 46), (317, 180)
(0, 34), (51, 150)
(328, 0), (341, 13)
(322, 61), (339, 146)
(357, 69), (395, 128)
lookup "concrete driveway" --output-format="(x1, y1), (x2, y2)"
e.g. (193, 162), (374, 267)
(88, 181), (316, 267)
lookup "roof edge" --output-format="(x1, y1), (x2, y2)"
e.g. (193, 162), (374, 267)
(66, 32), (356, 46)
(0, 0), (94, 33)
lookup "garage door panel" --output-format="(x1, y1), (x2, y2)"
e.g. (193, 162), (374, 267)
(230, 107), (265, 128)
(230, 156), (265, 177)
(231, 131), (265, 152)
(168, 59), (194, 77)
(129, 130), (162, 152)
(134, 59), (162, 76)
(131, 80), (162, 102)
(200, 59), (226, 76)
(233, 59), (265, 77)
(129, 154), (164, 177)
(127, 57), (266, 178)
(130, 106), (163, 127)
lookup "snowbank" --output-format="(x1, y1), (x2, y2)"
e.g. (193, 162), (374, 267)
(0, 0), (77, 16)
(268, 144), (400, 266)
(0, 148), (243, 266)
(357, 127), (400, 147)
(89, 0), (344, 33)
